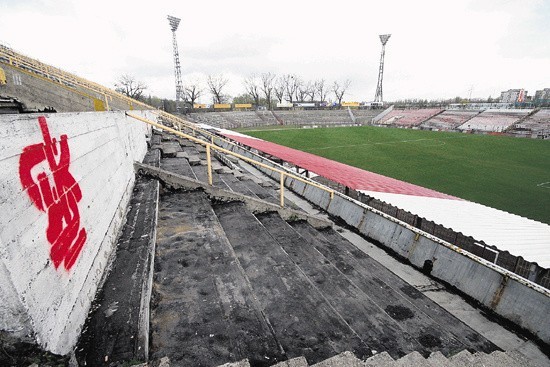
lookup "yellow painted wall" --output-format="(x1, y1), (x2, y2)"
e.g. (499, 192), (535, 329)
(234, 103), (252, 109)
(0, 67), (6, 85)
(93, 98), (106, 111)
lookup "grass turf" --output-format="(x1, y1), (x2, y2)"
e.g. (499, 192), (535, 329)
(237, 126), (550, 225)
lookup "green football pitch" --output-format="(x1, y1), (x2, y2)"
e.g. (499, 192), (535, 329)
(237, 125), (550, 225)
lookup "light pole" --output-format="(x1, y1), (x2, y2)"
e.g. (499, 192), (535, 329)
(167, 15), (184, 113)
(374, 34), (391, 106)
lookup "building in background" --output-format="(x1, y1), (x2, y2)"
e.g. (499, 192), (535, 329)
(534, 88), (550, 107)
(500, 89), (528, 104)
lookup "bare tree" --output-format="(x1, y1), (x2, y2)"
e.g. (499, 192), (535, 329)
(207, 74), (229, 104)
(115, 74), (147, 101)
(243, 75), (261, 107)
(315, 79), (328, 102)
(274, 75), (286, 103)
(332, 79), (351, 106)
(304, 80), (316, 101)
(282, 74), (299, 103)
(184, 80), (203, 107)
(261, 72), (276, 110)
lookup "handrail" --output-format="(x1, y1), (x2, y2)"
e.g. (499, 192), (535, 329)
(0, 44), (222, 140)
(1, 44), (335, 205)
(125, 112), (334, 207)
(0, 44), (152, 111)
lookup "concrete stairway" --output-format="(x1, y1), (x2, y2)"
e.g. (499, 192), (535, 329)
(147, 131), (503, 366)
(150, 190), (498, 366)
(216, 349), (534, 367)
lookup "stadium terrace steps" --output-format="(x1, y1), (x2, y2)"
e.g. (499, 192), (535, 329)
(374, 108), (443, 127)
(147, 348), (534, 367)
(420, 110), (481, 130)
(76, 148), (160, 365)
(457, 109), (532, 132)
(511, 108), (550, 136)
(188, 109), (368, 129)
(144, 133), (498, 366)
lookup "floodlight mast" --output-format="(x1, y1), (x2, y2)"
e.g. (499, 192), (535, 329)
(167, 15), (185, 112)
(374, 34), (391, 105)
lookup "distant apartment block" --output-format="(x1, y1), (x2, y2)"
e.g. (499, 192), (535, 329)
(500, 89), (527, 103)
(534, 88), (550, 106)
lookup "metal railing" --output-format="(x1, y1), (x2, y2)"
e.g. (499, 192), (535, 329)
(1, 44), (335, 207)
(126, 112), (334, 207)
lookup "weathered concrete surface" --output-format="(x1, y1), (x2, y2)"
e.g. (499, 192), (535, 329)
(151, 191), (284, 366)
(213, 202), (371, 363)
(218, 139), (550, 349)
(0, 110), (151, 354)
(135, 162), (331, 229)
(76, 150), (159, 365)
(0, 60), (146, 113)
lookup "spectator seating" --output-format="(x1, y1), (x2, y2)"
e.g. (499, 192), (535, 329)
(421, 110), (481, 130)
(375, 108), (443, 127)
(509, 109), (550, 138)
(456, 109), (532, 132)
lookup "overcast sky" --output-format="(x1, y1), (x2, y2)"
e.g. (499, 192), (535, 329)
(1, 0), (549, 103)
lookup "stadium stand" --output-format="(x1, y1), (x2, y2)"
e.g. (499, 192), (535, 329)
(351, 108), (380, 124)
(457, 109), (532, 132)
(187, 109), (365, 129)
(272, 109), (355, 126)
(375, 108), (443, 127)
(2, 43), (550, 367)
(508, 108), (550, 138)
(421, 110), (481, 130)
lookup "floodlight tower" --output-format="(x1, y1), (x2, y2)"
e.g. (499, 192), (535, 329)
(167, 15), (185, 112)
(374, 34), (391, 105)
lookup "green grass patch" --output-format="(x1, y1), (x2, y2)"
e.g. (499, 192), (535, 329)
(242, 126), (550, 224)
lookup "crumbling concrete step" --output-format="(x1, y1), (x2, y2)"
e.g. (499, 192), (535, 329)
(187, 154), (201, 166)
(151, 191), (283, 366)
(473, 350), (519, 367)
(365, 352), (396, 366)
(76, 167), (159, 365)
(317, 227), (498, 356)
(160, 141), (182, 157)
(258, 213), (416, 359)
(217, 173), (262, 199)
(311, 351), (364, 367)
(394, 351), (433, 366)
(505, 350), (542, 367)
(272, 356), (309, 366)
(160, 157), (198, 180)
(189, 160), (232, 190)
(217, 359), (251, 367)
(449, 350), (475, 367)
(213, 202), (368, 364)
(426, 351), (452, 367)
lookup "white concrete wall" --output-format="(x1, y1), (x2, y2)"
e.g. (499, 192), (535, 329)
(0, 110), (152, 354)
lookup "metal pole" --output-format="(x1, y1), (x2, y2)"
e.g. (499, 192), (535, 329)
(206, 145), (213, 186)
(280, 172), (285, 207)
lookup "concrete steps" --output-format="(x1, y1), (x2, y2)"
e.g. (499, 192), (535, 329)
(76, 148), (160, 365)
(149, 192), (499, 366)
(210, 349), (534, 367)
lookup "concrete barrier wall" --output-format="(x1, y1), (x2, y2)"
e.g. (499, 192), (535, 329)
(1, 63), (96, 112)
(0, 62), (144, 112)
(0, 110), (152, 354)
(218, 138), (550, 346)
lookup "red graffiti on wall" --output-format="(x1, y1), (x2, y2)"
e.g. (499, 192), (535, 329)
(19, 116), (87, 272)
